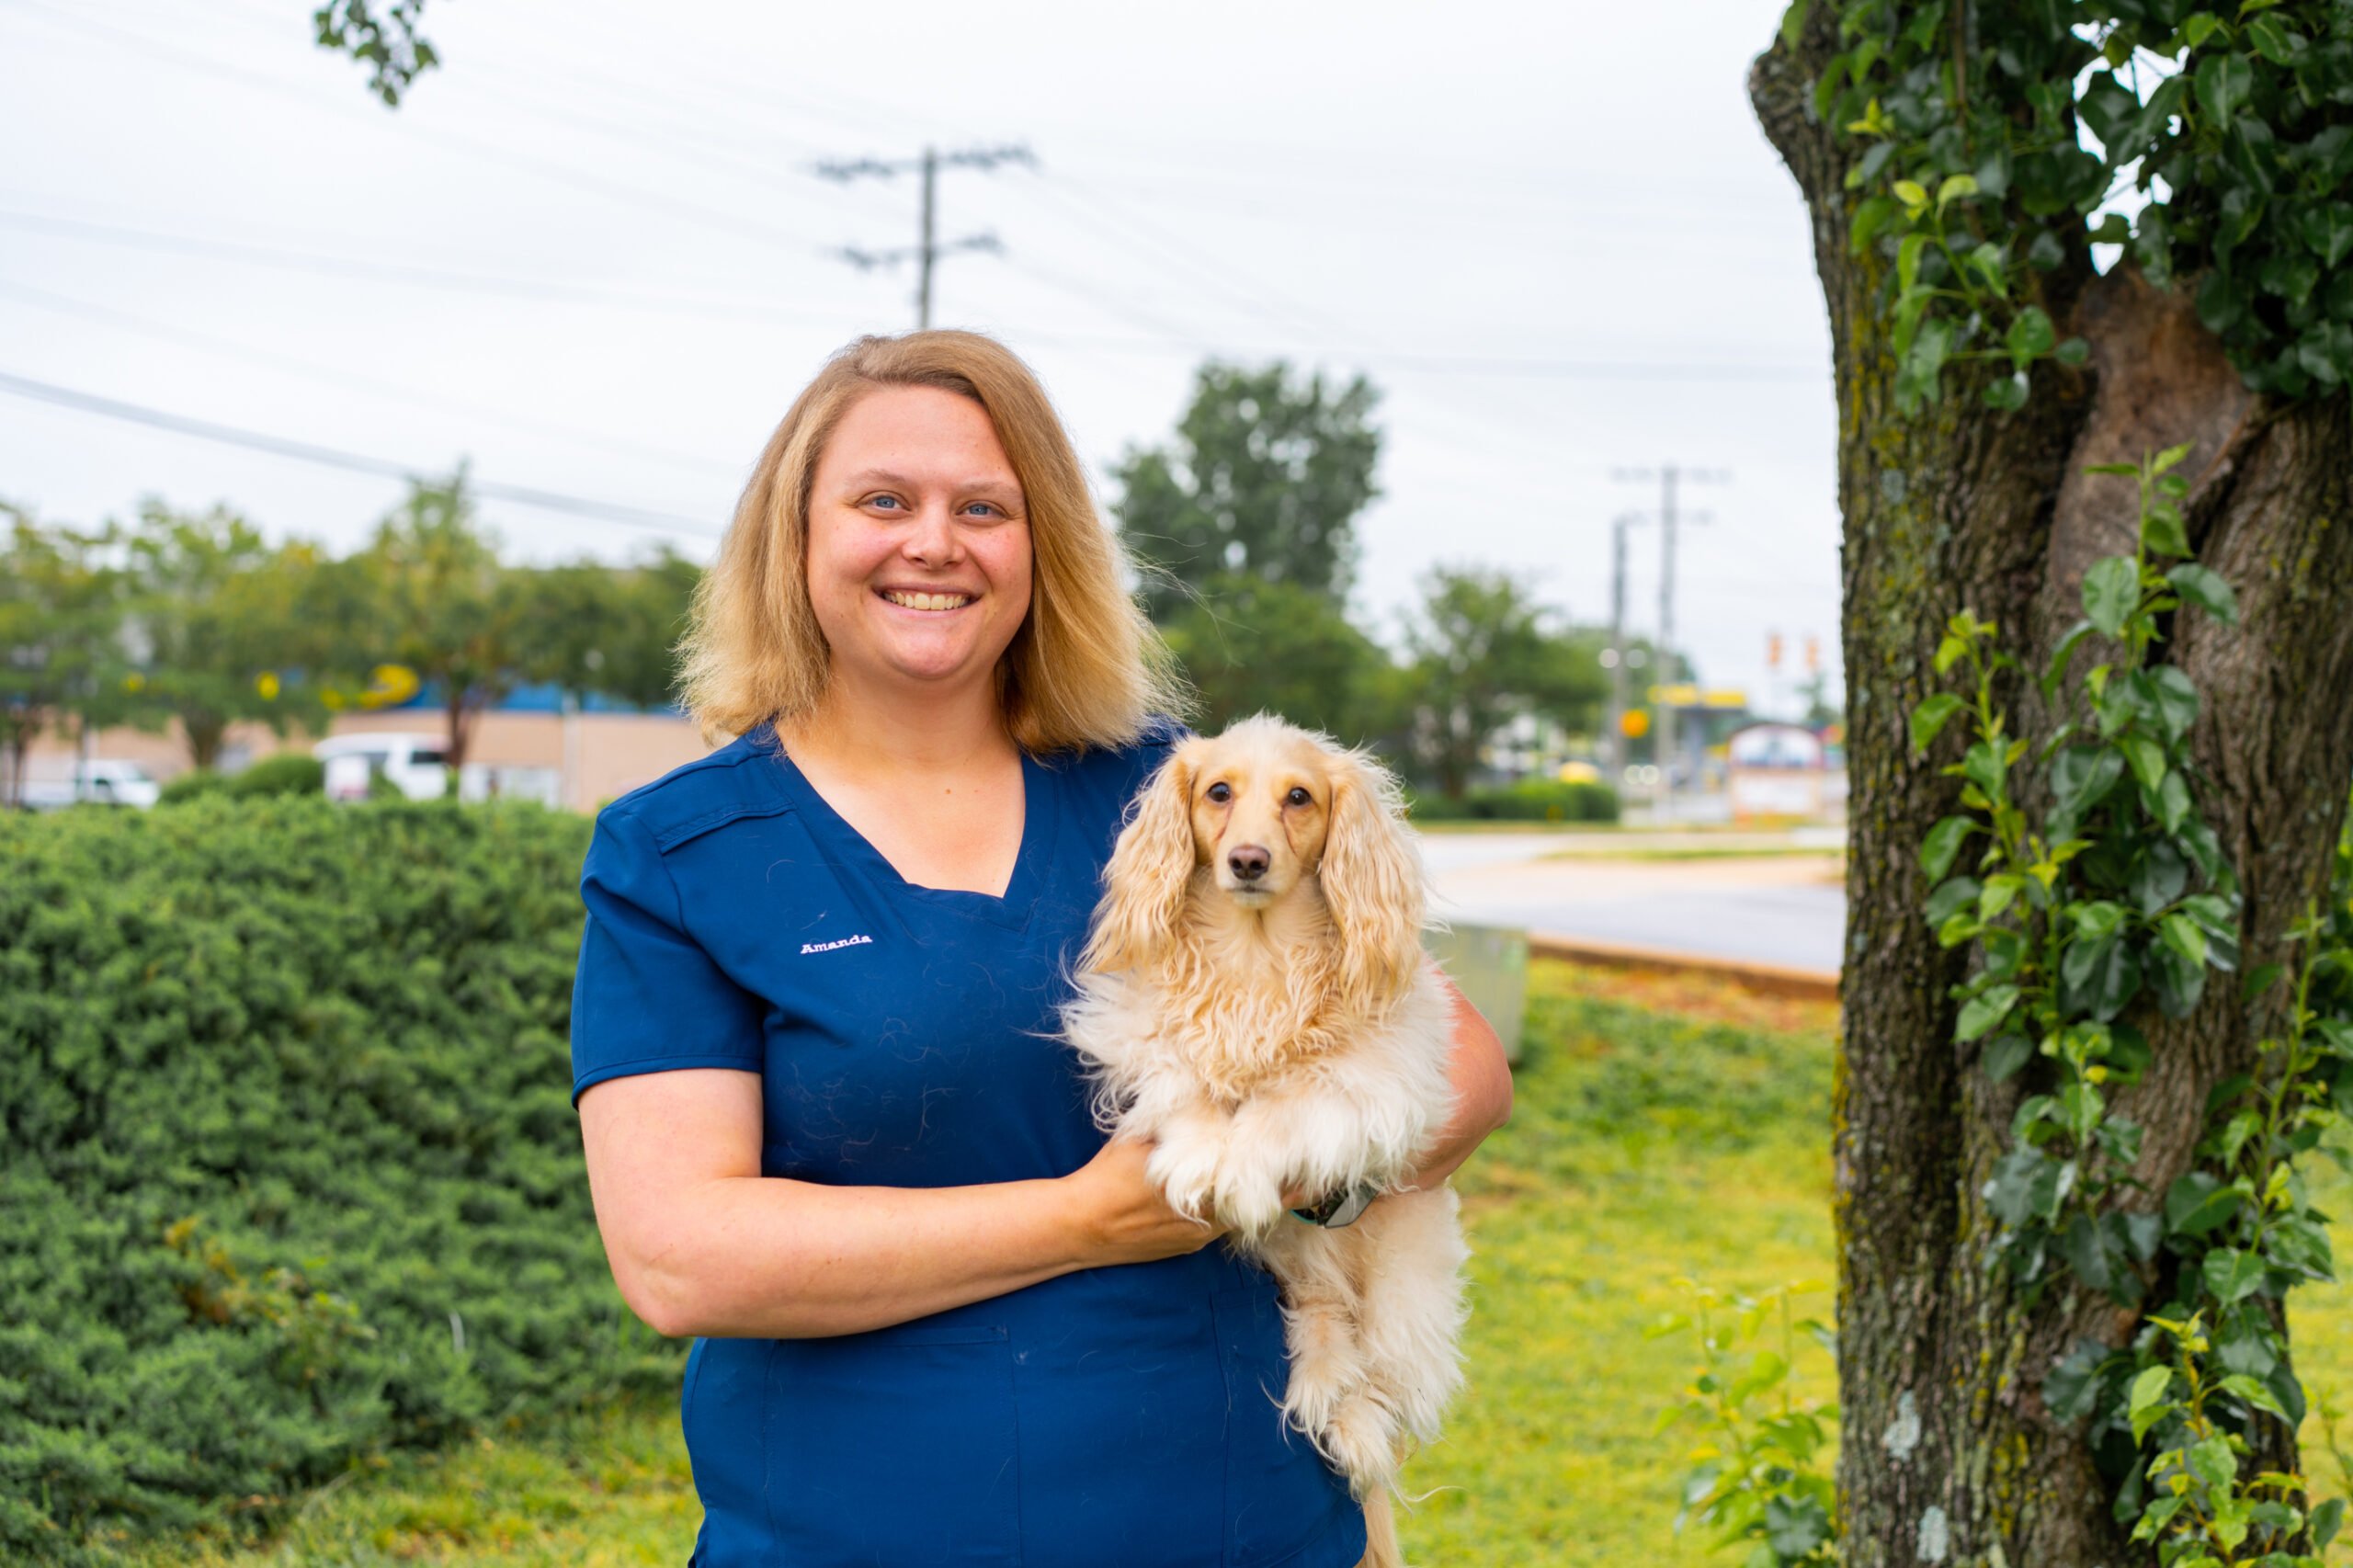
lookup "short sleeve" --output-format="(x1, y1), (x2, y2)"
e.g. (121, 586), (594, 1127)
(569, 807), (766, 1108)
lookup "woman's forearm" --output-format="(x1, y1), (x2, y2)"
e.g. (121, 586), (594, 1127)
(1405, 977), (1515, 1189)
(633, 1171), (1098, 1340)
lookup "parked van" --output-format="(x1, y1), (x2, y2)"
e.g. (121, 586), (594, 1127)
(313, 733), (450, 801)
(20, 759), (163, 811)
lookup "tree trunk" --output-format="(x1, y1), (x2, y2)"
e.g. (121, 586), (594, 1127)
(1753, 17), (2353, 1565)
(183, 712), (226, 773)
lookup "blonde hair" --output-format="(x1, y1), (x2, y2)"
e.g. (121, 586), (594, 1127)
(677, 331), (1182, 754)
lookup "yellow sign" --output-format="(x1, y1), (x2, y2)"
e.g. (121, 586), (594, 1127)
(358, 664), (420, 710)
(1620, 709), (1650, 739)
(1647, 685), (1750, 710)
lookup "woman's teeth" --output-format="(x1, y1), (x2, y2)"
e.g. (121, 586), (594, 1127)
(881, 590), (973, 611)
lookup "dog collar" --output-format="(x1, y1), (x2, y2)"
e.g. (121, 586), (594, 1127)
(1290, 1179), (1381, 1229)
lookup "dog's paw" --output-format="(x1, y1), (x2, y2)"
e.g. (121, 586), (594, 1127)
(1319, 1392), (1400, 1494)
(1145, 1138), (1223, 1221)
(1211, 1174), (1288, 1239)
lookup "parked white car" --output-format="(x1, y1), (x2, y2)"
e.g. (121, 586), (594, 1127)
(20, 760), (164, 811)
(313, 733), (451, 801)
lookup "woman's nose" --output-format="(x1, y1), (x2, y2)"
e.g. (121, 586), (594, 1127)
(901, 504), (964, 565)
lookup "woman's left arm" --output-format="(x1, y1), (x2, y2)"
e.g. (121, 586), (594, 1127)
(1406, 973), (1515, 1187)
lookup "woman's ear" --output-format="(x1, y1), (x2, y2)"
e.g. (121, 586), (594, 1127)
(1084, 741), (1201, 972)
(1319, 747), (1427, 1014)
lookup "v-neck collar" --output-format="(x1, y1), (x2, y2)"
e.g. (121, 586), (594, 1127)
(756, 722), (1057, 934)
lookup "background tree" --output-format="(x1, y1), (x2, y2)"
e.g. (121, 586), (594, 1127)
(0, 507), (132, 808)
(1755, 2), (2353, 1561)
(1113, 362), (1382, 621)
(1398, 565), (1608, 800)
(311, 0), (438, 107)
(1154, 572), (1404, 747)
(354, 470), (525, 772)
(509, 546), (700, 711)
(120, 502), (341, 769)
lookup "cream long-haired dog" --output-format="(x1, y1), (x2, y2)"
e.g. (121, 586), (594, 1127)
(1063, 716), (1469, 1568)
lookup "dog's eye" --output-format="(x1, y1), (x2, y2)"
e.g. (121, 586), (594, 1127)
(1205, 782), (1232, 803)
(1286, 788), (1313, 807)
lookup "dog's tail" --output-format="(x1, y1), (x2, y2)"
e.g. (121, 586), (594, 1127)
(1360, 1491), (1404, 1568)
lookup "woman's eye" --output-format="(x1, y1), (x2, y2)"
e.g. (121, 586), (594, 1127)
(1205, 782), (1232, 803)
(1286, 788), (1313, 807)
(963, 502), (999, 518)
(867, 494), (904, 511)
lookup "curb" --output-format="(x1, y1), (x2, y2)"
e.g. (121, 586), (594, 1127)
(1526, 931), (1842, 1003)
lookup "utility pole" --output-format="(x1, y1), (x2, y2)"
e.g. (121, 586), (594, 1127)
(1604, 512), (1644, 775)
(1614, 463), (1729, 820)
(816, 143), (1035, 329)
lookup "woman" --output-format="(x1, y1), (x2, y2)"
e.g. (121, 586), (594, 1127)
(570, 331), (1512, 1568)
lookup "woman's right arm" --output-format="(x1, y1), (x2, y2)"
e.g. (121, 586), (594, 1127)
(579, 1067), (1218, 1340)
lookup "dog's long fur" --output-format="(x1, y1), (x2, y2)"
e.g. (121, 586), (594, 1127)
(1063, 717), (1469, 1567)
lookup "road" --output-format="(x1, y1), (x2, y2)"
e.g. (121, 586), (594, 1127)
(1416, 831), (1848, 973)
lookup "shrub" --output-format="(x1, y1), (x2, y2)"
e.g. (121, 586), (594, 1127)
(1406, 778), (1620, 824)
(156, 769), (229, 807)
(222, 752), (325, 800)
(0, 798), (665, 1562)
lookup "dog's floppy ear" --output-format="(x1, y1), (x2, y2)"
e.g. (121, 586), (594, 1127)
(1319, 746), (1427, 1014)
(1084, 739), (1201, 972)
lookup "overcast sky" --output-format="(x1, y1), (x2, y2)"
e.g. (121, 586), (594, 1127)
(1, 0), (1844, 716)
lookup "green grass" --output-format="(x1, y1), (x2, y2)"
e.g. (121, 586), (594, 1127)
(101, 962), (2353, 1564)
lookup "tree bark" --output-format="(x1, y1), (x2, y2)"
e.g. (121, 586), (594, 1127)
(1754, 15), (2353, 1564)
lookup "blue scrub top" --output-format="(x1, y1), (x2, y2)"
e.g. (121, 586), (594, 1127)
(570, 719), (1366, 1568)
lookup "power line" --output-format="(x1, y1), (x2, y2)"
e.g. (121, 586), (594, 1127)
(0, 369), (720, 537)
(0, 277), (746, 479)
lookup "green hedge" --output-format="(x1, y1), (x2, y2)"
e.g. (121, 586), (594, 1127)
(0, 799), (672, 1562)
(158, 754), (328, 807)
(1408, 778), (1621, 824)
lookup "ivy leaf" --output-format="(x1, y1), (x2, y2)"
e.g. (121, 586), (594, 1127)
(1925, 875), (1982, 927)
(2313, 1496), (2347, 1550)
(2117, 732), (2167, 794)
(2144, 666), (2200, 743)
(2166, 1171), (2244, 1236)
(2204, 1246), (2268, 1304)
(1778, 0), (1811, 50)
(2043, 1339), (2112, 1425)
(2043, 619), (2096, 694)
(2160, 912), (2209, 970)
(2307, 207), (2353, 270)
(1765, 1496), (1833, 1559)
(2181, 13), (2225, 50)
(2129, 1364), (2176, 1443)
(1936, 174), (1979, 213)
(1921, 815), (1979, 881)
(1958, 984), (2021, 1042)
(2194, 52), (2254, 128)
(2217, 1372), (2290, 1422)
(2245, 14), (2301, 62)
(1984, 1032), (2034, 1083)
(1897, 231), (1931, 296)
(2051, 745), (2125, 821)
(1912, 693), (1966, 753)
(2166, 563), (2240, 624)
(1983, 371), (2029, 411)
(2062, 933), (2142, 1021)
(2054, 336), (2091, 367)
(2142, 499), (2190, 558)
(1894, 177), (1930, 210)
(2006, 306), (2056, 362)
(2188, 1433), (2238, 1489)
(2083, 557), (2142, 637)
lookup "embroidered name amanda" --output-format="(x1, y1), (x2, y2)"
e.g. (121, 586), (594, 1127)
(800, 934), (875, 955)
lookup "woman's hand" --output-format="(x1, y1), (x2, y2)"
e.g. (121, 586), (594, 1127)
(1061, 1136), (1229, 1265)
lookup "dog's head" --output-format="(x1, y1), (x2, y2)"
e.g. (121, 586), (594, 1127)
(1085, 716), (1427, 1012)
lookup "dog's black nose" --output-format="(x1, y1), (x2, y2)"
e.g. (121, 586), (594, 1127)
(1229, 845), (1270, 881)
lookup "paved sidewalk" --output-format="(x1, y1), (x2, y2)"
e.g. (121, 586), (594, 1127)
(1419, 831), (1848, 973)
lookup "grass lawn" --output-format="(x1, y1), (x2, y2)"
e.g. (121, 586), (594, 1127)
(109, 961), (2353, 1565)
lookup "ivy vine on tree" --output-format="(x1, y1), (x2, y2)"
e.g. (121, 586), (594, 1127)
(1793, 0), (2353, 411)
(1914, 449), (2353, 1564)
